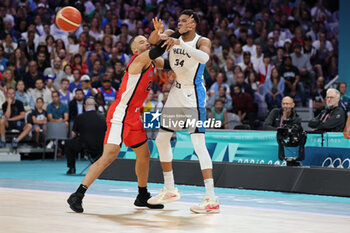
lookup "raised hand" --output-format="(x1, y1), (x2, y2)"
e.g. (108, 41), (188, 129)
(152, 17), (164, 35)
(179, 15), (196, 34)
(161, 37), (180, 52)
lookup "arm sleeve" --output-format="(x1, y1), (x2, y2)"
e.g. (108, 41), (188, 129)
(149, 31), (183, 60)
(179, 40), (209, 64)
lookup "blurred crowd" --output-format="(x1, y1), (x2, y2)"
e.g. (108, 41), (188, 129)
(0, 0), (344, 146)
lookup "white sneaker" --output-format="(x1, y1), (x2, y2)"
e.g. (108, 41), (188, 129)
(190, 197), (220, 214)
(46, 141), (54, 149)
(147, 187), (181, 204)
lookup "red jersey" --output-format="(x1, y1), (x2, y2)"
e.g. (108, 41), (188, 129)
(104, 54), (154, 146)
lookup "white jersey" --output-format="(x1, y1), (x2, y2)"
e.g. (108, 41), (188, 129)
(169, 33), (205, 86)
(163, 33), (207, 133)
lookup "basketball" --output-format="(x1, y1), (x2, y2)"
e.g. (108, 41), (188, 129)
(55, 6), (82, 32)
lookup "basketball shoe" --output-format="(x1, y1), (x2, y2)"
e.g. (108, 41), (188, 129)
(134, 192), (164, 209)
(67, 192), (84, 213)
(147, 187), (181, 205)
(190, 197), (220, 214)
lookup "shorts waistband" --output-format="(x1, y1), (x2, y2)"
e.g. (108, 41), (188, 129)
(175, 81), (194, 89)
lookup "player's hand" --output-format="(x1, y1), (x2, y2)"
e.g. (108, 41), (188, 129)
(152, 17), (164, 35)
(179, 15), (196, 34)
(162, 38), (180, 51)
(158, 33), (168, 40)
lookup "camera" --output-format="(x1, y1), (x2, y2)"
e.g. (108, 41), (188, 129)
(276, 123), (307, 166)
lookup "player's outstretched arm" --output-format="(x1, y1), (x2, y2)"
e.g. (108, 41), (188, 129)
(162, 37), (211, 64)
(149, 17), (173, 44)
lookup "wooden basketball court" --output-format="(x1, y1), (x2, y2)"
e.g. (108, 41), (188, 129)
(1, 187), (350, 233)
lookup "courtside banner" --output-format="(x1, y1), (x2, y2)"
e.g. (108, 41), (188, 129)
(116, 130), (350, 167)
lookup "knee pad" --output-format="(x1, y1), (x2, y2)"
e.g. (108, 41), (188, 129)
(155, 131), (173, 162)
(191, 133), (213, 170)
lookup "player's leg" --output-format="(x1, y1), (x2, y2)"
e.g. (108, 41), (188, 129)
(148, 87), (183, 205)
(189, 133), (219, 214)
(147, 129), (181, 205)
(67, 143), (120, 213)
(131, 140), (164, 209)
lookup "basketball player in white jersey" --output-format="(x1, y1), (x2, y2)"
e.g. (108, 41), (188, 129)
(147, 10), (220, 214)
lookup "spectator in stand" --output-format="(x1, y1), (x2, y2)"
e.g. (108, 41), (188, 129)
(209, 72), (230, 97)
(251, 44), (264, 72)
(47, 90), (69, 132)
(115, 23), (132, 43)
(232, 84), (255, 128)
(311, 76), (327, 116)
(96, 76), (117, 105)
(69, 69), (82, 93)
(271, 47), (285, 69)
(263, 96), (301, 130)
(238, 51), (255, 74)
(95, 92), (107, 115)
(234, 72), (254, 97)
(114, 41), (131, 66)
(69, 89), (85, 123)
(29, 78), (52, 109)
(31, 97), (47, 147)
(312, 32), (334, 72)
(292, 27), (305, 47)
(155, 90), (169, 112)
(291, 43), (316, 92)
(106, 48), (120, 68)
(23, 60), (41, 89)
(2, 68), (16, 91)
(246, 71), (260, 94)
(279, 55), (306, 106)
(36, 51), (50, 74)
(302, 36), (317, 69)
(242, 35), (257, 57)
(142, 90), (155, 113)
(71, 54), (88, 75)
(309, 88), (346, 132)
(338, 82), (350, 112)
(264, 38), (277, 57)
(63, 64), (74, 83)
(0, 87), (31, 148)
(88, 60), (104, 83)
(210, 99), (228, 129)
(88, 41), (109, 68)
(15, 80), (34, 112)
(232, 42), (243, 64)
(80, 75), (95, 98)
(207, 86), (232, 112)
(0, 45), (8, 74)
(306, 21), (320, 42)
(264, 68), (285, 111)
(257, 54), (274, 85)
(43, 57), (66, 90)
(220, 57), (235, 87)
(58, 78), (73, 106)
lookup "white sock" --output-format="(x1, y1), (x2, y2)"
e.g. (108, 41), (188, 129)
(204, 178), (215, 200)
(163, 171), (175, 190)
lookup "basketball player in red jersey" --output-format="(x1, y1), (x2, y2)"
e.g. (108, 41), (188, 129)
(67, 18), (193, 213)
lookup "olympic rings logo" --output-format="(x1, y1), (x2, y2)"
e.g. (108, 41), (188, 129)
(237, 159), (286, 166)
(322, 157), (350, 169)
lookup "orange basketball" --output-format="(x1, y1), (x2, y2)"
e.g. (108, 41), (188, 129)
(56, 6), (82, 32)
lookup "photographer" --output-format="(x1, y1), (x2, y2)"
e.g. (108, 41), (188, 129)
(263, 96), (301, 130)
(309, 88), (346, 132)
